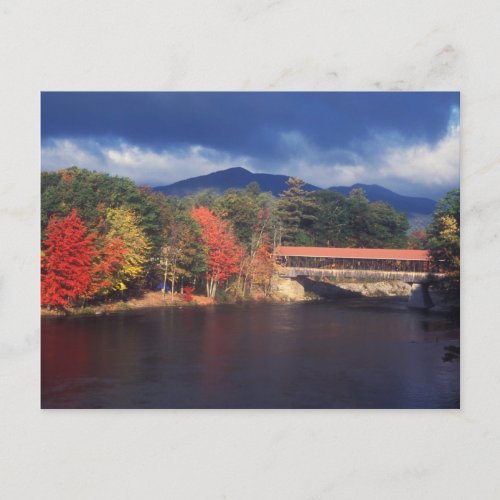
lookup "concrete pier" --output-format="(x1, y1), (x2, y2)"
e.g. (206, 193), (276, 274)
(408, 283), (434, 309)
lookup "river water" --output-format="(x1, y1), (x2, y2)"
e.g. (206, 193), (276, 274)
(41, 299), (460, 409)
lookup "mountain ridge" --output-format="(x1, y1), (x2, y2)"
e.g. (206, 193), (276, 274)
(327, 183), (436, 215)
(154, 166), (319, 197)
(153, 167), (437, 215)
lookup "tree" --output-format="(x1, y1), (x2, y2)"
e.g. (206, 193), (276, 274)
(41, 168), (167, 259)
(408, 229), (427, 249)
(191, 206), (242, 298)
(213, 188), (261, 247)
(427, 188), (460, 277)
(87, 235), (127, 298)
(345, 188), (371, 247)
(277, 177), (317, 245)
(367, 202), (409, 248)
(343, 189), (409, 248)
(41, 209), (97, 308)
(212, 184), (277, 252)
(104, 207), (152, 293)
(239, 207), (274, 296)
(161, 209), (205, 300)
(247, 237), (274, 295)
(310, 190), (350, 246)
(245, 181), (261, 197)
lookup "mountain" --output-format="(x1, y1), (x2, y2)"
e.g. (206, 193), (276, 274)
(153, 167), (436, 217)
(153, 167), (320, 197)
(328, 183), (436, 215)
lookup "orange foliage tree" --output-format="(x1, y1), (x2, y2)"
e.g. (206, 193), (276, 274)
(86, 235), (127, 298)
(241, 207), (274, 296)
(249, 239), (274, 294)
(191, 206), (242, 298)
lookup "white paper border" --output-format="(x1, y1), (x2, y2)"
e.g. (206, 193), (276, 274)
(1, 1), (499, 498)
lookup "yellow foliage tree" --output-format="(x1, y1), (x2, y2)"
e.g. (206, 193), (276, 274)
(438, 214), (460, 271)
(105, 207), (152, 291)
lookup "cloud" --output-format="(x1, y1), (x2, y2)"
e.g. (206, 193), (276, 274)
(42, 138), (104, 170)
(267, 108), (459, 193)
(377, 111), (459, 187)
(41, 93), (460, 198)
(41, 139), (252, 186)
(272, 131), (367, 186)
(42, 92), (460, 162)
(41, 106), (459, 198)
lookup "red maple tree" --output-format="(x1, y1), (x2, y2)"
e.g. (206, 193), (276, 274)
(41, 209), (98, 308)
(41, 209), (128, 308)
(191, 206), (242, 297)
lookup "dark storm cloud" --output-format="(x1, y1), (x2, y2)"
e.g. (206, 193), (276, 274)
(41, 92), (458, 162)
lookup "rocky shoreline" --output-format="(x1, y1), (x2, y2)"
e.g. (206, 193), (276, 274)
(269, 275), (411, 301)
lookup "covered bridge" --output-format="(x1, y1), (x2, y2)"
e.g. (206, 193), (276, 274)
(275, 246), (434, 283)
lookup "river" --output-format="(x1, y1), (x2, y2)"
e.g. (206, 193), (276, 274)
(41, 298), (460, 409)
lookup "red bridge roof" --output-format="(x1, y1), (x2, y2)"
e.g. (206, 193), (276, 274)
(277, 246), (430, 261)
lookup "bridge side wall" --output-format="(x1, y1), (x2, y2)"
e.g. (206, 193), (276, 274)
(278, 255), (430, 273)
(278, 267), (431, 283)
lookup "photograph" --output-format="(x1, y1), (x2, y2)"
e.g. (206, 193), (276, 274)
(40, 91), (460, 409)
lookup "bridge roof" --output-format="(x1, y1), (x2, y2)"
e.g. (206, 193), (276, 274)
(277, 246), (430, 261)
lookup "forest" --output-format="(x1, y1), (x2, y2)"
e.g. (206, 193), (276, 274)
(41, 167), (459, 309)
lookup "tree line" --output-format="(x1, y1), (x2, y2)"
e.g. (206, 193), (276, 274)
(41, 167), (459, 308)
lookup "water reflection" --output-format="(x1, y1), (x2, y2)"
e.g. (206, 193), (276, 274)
(42, 299), (459, 409)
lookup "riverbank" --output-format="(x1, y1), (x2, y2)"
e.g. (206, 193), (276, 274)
(41, 291), (215, 317)
(41, 279), (458, 317)
(41, 289), (311, 317)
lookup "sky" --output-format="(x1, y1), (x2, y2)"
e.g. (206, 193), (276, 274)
(41, 92), (460, 199)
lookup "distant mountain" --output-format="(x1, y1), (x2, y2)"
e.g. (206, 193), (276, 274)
(328, 183), (436, 215)
(153, 167), (320, 197)
(153, 167), (436, 216)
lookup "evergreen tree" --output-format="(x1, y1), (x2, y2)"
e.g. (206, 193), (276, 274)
(345, 188), (372, 247)
(277, 177), (317, 245)
(310, 190), (350, 246)
(367, 202), (409, 248)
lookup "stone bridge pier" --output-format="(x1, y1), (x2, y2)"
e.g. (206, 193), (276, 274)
(407, 283), (434, 309)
